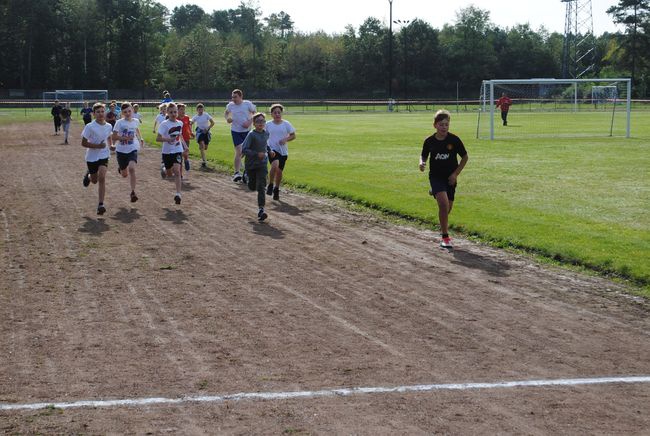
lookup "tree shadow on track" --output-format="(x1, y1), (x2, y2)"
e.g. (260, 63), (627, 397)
(161, 208), (188, 225)
(78, 217), (110, 235)
(271, 200), (307, 216)
(111, 207), (142, 224)
(250, 220), (285, 239)
(451, 249), (511, 277)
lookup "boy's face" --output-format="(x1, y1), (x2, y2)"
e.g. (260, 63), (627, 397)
(122, 107), (133, 119)
(434, 118), (450, 134)
(178, 107), (185, 117)
(159, 107), (165, 114)
(253, 116), (265, 131)
(197, 107), (204, 115)
(167, 107), (178, 120)
(133, 106), (139, 113)
(271, 108), (282, 121)
(232, 93), (242, 104)
(94, 107), (106, 122)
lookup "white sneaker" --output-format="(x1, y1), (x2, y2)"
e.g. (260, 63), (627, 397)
(232, 172), (242, 182)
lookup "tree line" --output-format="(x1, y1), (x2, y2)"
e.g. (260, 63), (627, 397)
(1, 0), (648, 98)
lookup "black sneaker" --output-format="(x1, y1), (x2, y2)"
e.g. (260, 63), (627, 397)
(201, 161), (207, 169)
(83, 172), (90, 187)
(266, 184), (274, 195)
(258, 208), (268, 222)
(97, 204), (106, 215)
(273, 188), (279, 201)
(130, 191), (138, 203)
(184, 159), (190, 171)
(174, 194), (181, 205)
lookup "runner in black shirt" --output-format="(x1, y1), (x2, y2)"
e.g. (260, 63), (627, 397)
(419, 110), (468, 249)
(51, 100), (63, 135)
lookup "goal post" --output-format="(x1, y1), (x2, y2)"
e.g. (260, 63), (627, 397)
(477, 78), (631, 140)
(42, 89), (108, 108)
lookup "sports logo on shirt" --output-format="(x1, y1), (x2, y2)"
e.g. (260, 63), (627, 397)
(434, 153), (450, 160)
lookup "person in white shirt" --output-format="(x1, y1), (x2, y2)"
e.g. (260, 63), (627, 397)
(191, 103), (215, 169)
(112, 102), (143, 203)
(81, 102), (115, 215)
(156, 103), (185, 205)
(153, 103), (167, 134)
(132, 103), (143, 123)
(265, 104), (296, 201)
(224, 89), (256, 182)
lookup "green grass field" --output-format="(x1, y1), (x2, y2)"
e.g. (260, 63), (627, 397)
(3, 107), (649, 292)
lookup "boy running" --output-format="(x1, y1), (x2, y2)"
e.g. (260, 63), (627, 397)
(153, 103), (167, 134)
(80, 102), (93, 125)
(266, 104), (296, 201)
(106, 103), (118, 127)
(132, 103), (142, 123)
(177, 103), (193, 174)
(81, 102), (114, 215)
(60, 102), (72, 145)
(112, 102), (143, 203)
(419, 110), (468, 249)
(191, 103), (215, 169)
(241, 113), (275, 221)
(224, 89), (256, 182)
(156, 103), (184, 205)
(51, 100), (63, 135)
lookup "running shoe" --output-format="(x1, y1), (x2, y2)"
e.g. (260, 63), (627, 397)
(232, 172), (242, 182)
(266, 184), (274, 195)
(82, 172), (90, 187)
(440, 237), (453, 249)
(258, 208), (268, 222)
(174, 194), (181, 205)
(184, 159), (190, 171)
(273, 188), (280, 201)
(97, 204), (106, 215)
(130, 191), (138, 203)
(160, 163), (166, 179)
(242, 172), (248, 184)
(201, 161), (207, 169)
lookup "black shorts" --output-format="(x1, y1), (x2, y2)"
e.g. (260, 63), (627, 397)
(269, 153), (288, 170)
(83, 116), (92, 125)
(429, 177), (456, 201)
(197, 131), (211, 146)
(116, 151), (138, 170)
(86, 158), (109, 174)
(162, 152), (183, 169)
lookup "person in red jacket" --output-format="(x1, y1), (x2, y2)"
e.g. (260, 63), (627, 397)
(496, 92), (512, 126)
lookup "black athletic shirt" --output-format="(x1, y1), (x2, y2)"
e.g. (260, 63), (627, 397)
(51, 105), (62, 117)
(421, 132), (467, 180)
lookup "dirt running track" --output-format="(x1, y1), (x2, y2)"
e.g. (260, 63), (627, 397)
(1, 122), (649, 435)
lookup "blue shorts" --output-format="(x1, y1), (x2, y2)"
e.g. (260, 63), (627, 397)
(231, 131), (248, 147)
(116, 150), (138, 170)
(429, 177), (456, 201)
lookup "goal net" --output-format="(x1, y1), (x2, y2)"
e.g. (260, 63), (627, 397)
(42, 90), (108, 108)
(476, 78), (631, 140)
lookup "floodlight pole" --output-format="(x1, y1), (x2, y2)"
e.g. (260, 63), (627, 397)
(388, 0), (393, 101)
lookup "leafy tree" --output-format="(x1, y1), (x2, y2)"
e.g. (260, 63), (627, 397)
(170, 4), (206, 35)
(607, 0), (650, 93)
(265, 11), (294, 38)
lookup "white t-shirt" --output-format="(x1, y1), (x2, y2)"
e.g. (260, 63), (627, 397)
(82, 121), (113, 162)
(191, 113), (213, 131)
(133, 112), (142, 122)
(226, 100), (256, 132)
(158, 119), (184, 154)
(266, 120), (296, 156)
(113, 118), (141, 153)
(154, 113), (166, 129)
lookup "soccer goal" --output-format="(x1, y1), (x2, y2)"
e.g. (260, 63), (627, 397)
(42, 89), (108, 108)
(476, 78), (631, 140)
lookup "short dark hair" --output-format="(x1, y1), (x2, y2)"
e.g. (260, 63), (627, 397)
(121, 102), (132, 111)
(252, 112), (265, 123)
(232, 89), (243, 97)
(434, 109), (451, 124)
(92, 102), (105, 112)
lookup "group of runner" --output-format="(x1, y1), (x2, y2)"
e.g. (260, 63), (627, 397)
(60, 88), (468, 248)
(76, 89), (297, 223)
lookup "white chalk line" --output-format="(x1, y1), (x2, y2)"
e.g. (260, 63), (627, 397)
(2, 376), (650, 412)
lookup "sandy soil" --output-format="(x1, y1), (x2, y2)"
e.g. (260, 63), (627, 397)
(0, 122), (649, 435)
